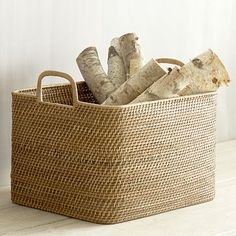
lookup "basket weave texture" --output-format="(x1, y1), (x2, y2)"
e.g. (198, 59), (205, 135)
(11, 72), (217, 224)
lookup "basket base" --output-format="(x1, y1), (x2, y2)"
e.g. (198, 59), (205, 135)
(11, 193), (215, 224)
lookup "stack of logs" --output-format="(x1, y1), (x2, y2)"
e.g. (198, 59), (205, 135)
(76, 33), (230, 105)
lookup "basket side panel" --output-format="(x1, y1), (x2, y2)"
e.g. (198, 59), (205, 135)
(109, 94), (216, 223)
(11, 92), (125, 223)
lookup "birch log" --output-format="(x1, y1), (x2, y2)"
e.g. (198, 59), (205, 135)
(76, 47), (116, 103)
(107, 38), (126, 87)
(119, 33), (143, 78)
(130, 50), (230, 104)
(102, 59), (166, 105)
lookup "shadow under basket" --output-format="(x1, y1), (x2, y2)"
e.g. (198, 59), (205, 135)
(11, 71), (217, 224)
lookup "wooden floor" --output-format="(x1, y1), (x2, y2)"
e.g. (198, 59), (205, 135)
(1, 140), (236, 236)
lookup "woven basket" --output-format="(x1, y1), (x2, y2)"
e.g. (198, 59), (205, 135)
(11, 70), (217, 224)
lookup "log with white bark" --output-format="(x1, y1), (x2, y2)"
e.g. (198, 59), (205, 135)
(130, 49), (230, 104)
(102, 59), (166, 105)
(119, 33), (143, 79)
(76, 47), (117, 103)
(107, 37), (126, 87)
(102, 58), (184, 106)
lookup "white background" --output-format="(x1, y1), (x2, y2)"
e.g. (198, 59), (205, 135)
(0, 0), (235, 186)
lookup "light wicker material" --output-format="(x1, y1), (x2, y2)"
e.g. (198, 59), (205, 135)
(11, 71), (217, 224)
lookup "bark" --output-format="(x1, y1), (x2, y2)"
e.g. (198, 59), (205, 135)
(130, 50), (230, 104)
(107, 37), (126, 87)
(102, 59), (166, 105)
(76, 47), (116, 103)
(119, 33), (143, 78)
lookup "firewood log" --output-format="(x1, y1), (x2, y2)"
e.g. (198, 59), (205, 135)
(103, 58), (184, 106)
(102, 59), (165, 105)
(76, 47), (116, 103)
(102, 58), (183, 106)
(130, 50), (230, 104)
(107, 37), (126, 87)
(119, 33), (143, 79)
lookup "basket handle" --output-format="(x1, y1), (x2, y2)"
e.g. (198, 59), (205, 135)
(156, 58), (184, 67)
(36, 70), (79, 106)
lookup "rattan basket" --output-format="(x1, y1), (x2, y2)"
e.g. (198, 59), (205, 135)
(11, 70), (217, 224)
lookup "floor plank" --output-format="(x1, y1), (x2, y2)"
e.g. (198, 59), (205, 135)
(0, 187), (11, 209)
(1, 140), (236, 236)
(216, 140), (236, 183)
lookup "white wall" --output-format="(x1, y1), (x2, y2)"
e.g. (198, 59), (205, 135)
(1, 0), (236, 186)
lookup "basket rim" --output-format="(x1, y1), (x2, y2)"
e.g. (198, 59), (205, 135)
(12, 81), (217, 110)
